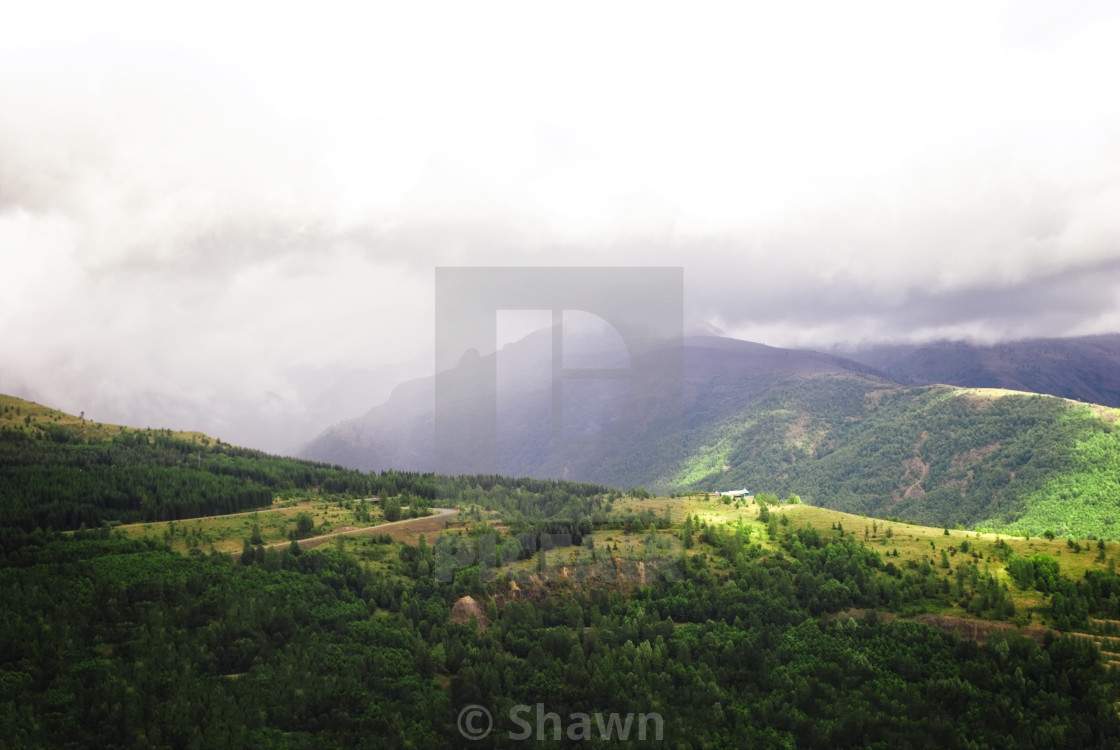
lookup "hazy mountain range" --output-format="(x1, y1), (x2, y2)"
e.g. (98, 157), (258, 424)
(303, 332), (1120, 477)
(300, 332), (1120, 539)
(301, 333), (888, 475)
(838, 334), (1120, 408)
(6, 328), (1120, 539)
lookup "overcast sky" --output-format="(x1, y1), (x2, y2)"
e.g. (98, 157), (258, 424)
(2, 1), (1119, 450)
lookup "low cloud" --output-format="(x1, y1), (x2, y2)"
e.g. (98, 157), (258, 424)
(2, 2), (1119, 448)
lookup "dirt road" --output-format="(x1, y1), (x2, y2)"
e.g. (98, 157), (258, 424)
(235, 507), (459, 557)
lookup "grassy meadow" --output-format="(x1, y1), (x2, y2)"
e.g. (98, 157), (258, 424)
(113, 496), (387, 554)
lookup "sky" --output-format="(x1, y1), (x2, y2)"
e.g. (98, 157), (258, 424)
(2, 1), (1119, 451)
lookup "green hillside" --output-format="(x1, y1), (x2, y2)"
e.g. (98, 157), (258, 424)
(660, 379), (1120, 541)
(4, 489), (1120, 746)
(3, 394), (1120, 747)
(0, 395), (609, 532)
(0, 395), (365, 529)
(0, 393), (211, 444)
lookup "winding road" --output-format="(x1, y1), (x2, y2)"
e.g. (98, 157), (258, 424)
(234, 507), (460, 557)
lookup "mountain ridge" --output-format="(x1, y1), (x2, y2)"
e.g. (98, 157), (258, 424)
(838, 333), (1120, 407)
(300, 333), (1120, 540)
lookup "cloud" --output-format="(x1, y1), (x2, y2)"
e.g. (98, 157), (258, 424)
(1, 1), (1119, 447)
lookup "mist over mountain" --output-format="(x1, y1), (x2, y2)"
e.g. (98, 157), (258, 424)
(299, 333), (893, 480)
(0, 357), (429, 458)
(306, 331), (1120, 482)
(302, 331), (1120, 539)
(839, 334), (1120, 408)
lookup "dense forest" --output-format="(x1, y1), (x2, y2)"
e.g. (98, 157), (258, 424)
(671, 378), (1120, 540)
(4, 394), (1120, 747)
(0, 395), (607, 531)
(3, 518), (1119, 748)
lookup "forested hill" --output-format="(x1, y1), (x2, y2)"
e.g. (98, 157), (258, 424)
(668, 379), (1120, 541)
(0, 394), (607, 531)
(300, 334), (1120, 540)
(4, 398), (1120, 747)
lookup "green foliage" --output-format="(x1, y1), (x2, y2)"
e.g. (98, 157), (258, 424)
(0, 428), (370, 530)
(660, 379), (1120, 540)
(294, 513), (314, 538)
(383, 497), (401, 522)
(5, 393), (1120, 746)
(0, 532), (446, 746)
(0, 412), (611, 532)
(1007, 553), (1061, 593)
(980, 409), (1120, 540)
(2, 509), (1120, 747)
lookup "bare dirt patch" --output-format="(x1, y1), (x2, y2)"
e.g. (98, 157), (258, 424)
(1085, 403), (1120, 423)
(450, 596), (490, 630)
(386, 512), (458, 544)
(899, 456), (930, 499)
(912, 614), (1050, 646)
(234, 508), (459, 557)
(833, 609), (1050, 646)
